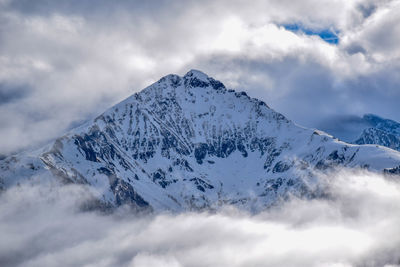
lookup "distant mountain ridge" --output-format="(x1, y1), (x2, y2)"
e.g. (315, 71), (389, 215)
(353, 114), (400, 151)
(1, 70), (400, 212)
(319, 114), (400, 151)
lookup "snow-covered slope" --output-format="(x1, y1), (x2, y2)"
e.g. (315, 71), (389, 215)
(353, 114), (400, 151)
(319, 114), (400, 151)
(1, 70), (400, 212)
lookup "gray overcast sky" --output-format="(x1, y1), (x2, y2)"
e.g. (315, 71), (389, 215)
(1, 0), (400, 154)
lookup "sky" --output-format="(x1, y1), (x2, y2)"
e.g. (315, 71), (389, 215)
(1, 0), (400, 154)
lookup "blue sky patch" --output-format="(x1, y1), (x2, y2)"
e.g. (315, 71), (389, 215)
(283, 24), (339, 44)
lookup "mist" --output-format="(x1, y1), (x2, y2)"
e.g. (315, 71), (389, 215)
(1, 170), (400, 267)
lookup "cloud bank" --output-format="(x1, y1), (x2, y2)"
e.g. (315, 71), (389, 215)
(0, 0), (400, 154)
(1, 170), (400, 267)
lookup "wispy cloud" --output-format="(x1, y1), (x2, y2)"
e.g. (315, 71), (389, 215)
(1, 170), (400, 267)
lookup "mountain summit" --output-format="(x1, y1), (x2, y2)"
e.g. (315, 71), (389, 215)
(1, 70), (400, 211)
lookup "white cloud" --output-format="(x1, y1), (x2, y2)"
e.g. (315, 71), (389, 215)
(342, 1), (400, 61)
(0, 0), (399, 153)
(1, 170), (400, 267)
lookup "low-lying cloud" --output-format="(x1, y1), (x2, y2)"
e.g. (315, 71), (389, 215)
(1, 170), (400, 267)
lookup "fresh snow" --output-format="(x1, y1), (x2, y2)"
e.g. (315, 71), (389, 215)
(1, 70), (400, 212)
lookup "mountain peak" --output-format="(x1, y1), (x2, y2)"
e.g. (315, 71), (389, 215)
(363, 114), (384, 124)
(2, 71), (400, 212)
(153, 70), (225, 92)
(184, 69), (209, 80)
(182, 69), (226, 90)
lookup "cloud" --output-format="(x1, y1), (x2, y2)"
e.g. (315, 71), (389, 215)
(315, 114), (370, 141)
(1, 170), (400, 267)
(342, 1), (400, 61)
(0, 82), (30, 104)
(0, 0), (400, 153)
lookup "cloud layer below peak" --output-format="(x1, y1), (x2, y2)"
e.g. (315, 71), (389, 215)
(1, 170), (400, 267)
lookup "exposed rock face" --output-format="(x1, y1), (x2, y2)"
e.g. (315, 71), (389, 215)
(353, 114), (400, 151)
(1, 70), (400, 212)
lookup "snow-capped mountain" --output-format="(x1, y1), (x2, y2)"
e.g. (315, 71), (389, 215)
(1, 70), (400, 212)
(353, 114), (400, 151)
(319, 114), (400, 152)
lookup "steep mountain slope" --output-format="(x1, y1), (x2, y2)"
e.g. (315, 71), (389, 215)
(1, 70), (400, 212)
